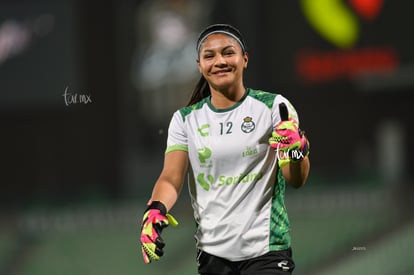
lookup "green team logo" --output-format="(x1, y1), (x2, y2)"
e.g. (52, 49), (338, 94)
(242, 146), (258, 157)
(218, 172), (262, 186)
(197, 173), (214, 191)
(241, 116), (255, 133)
(197, 124), (210, 137)
(198, 147), (213, 168)
(198, 147), (211, 163)
(196, 172), (263, 191)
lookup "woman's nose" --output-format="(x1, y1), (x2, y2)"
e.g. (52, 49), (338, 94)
(214, 54), (226, 66)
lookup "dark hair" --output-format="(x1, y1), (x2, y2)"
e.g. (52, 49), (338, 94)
(187, 24), (246, 107)
(186, 76), (209, 106)
(196, 23), (247, 55)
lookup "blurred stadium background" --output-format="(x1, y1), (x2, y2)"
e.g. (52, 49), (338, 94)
(1, 0), (413, 274)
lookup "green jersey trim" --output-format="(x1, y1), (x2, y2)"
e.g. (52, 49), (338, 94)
(165, 144), (188, 154)
(178, 88), (277, 121)
(248, 89), (277, 110)
(206, 88), (249, 113)
(179, 98), (209, 121)
(269, 169), (291, 251)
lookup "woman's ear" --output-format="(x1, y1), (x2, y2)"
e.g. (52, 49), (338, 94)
(244, 52), (249, 69)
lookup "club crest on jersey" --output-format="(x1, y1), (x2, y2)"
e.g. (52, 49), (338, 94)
(241, 116), (255, 133)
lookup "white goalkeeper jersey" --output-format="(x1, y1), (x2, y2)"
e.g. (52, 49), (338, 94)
(165, 88), (299, 261)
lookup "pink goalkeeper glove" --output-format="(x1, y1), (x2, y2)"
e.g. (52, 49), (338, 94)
(140, 201), (178, 264)
(269, 118), (309, 167)
(269, 103), (309, 167)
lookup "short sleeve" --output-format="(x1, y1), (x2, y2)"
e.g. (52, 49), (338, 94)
(165, 110), (188, 154)
(272, 94), (300, 127)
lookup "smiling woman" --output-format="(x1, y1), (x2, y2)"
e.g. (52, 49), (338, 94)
(187, 24), (248, 108)
(196, 32), (248, 107)
(139, 23), (311, 275)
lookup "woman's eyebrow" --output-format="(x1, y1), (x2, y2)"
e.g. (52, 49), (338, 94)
(202, 45), (236, 53)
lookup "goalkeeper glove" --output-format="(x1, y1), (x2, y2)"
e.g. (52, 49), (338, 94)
(269, 118), (309, 168)
(140, 201), (178, 264)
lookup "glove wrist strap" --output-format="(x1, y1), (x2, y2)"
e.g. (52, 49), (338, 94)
(146, 201), (167, 216)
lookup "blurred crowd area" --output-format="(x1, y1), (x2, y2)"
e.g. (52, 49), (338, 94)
(1, 0), (413, 274)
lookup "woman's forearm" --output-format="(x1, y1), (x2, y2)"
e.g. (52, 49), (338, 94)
(281, 156), (310, 188)
(151, 178), (182, 211)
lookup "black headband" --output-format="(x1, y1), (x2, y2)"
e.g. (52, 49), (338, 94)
(196, 24), (247, 54)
